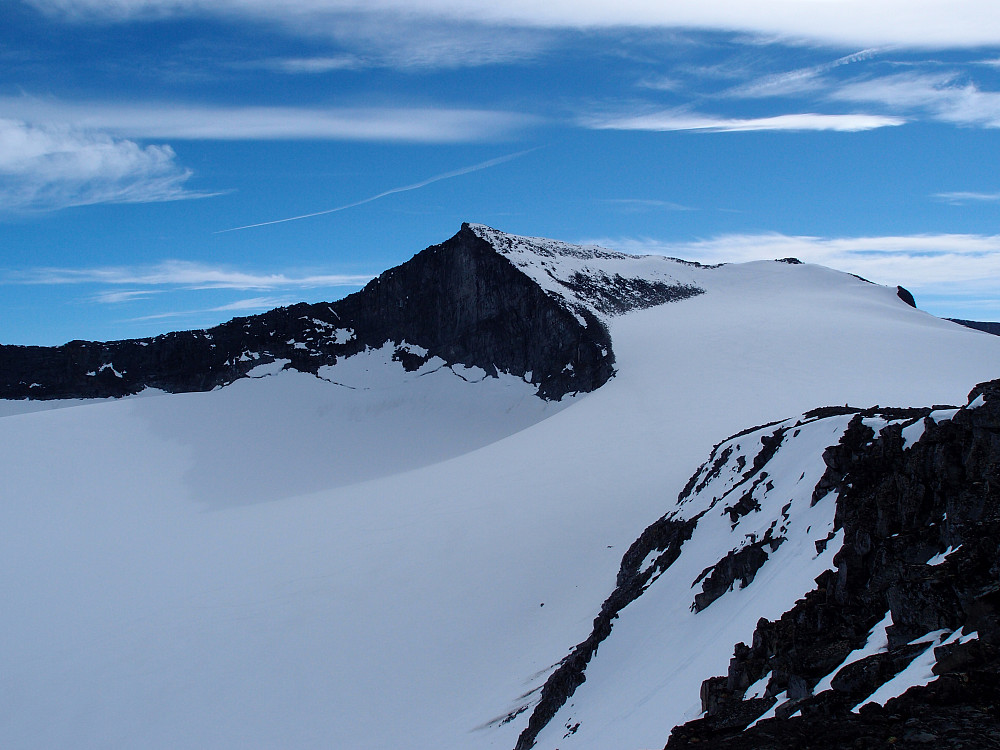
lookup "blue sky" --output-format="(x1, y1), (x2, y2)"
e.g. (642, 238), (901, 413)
(3, 1), (1000, 345)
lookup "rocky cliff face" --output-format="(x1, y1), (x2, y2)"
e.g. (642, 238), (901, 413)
(666, 380), (1000, 748)
(0, 224), (628, 402)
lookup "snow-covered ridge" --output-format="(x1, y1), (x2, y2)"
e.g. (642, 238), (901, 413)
(0, 223), (930, 403)
(470, 223), (654, 263)
(517, 409), (864, 749)
(468, 223), (706, 317)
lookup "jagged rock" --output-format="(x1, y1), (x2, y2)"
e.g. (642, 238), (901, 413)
(664, 379), (1000, 748)
(692, 538), (779, 613)
(828, 644), (926, 696)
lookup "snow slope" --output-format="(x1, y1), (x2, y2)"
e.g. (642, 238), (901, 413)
(2, 228), (999, 750)
(521, 402), (969, 749)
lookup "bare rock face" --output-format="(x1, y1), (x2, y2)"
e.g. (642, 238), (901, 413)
(0, 224), (616, 402)
(332, 223), (616, 400)
(665, 380), (1000, 749)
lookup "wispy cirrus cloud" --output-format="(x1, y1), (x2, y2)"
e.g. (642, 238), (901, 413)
(8, 260), (373, 290)
(600, 198), (694, 212)
(933, 191), (1000, 204)
(0, 97), (535, 213)
(0, 118), (212, 212)
(0, 97), (536, 142)
(233, 28), (547, 72)
(582, 110), (904, 133)
(830, 72), (1000, 128)
(720, 48), (880, 100)
(243, 55), (364, 74)
(585, 232), (1000, 315)
(7, 262), (373, 335)
(129, 296), (295, 321)
(210, 296), (293, 311)
(91, 289), (163, 304)
(27, 2), (552, 70)
(619, 51), (1000, 135)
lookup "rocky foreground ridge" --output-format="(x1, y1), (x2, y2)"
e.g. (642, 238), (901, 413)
(515, 381), (1000, 750)
(669, 380), (1000, 749)
(0, 224), (704, 402)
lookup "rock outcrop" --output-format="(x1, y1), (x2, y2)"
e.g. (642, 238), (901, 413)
(666, 380), (1000, 748)
(949, 318), (1000, 337)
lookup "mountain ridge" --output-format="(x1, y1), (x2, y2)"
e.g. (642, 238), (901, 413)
(5, 222), (959, 404)
(3, 224), (1000, 750)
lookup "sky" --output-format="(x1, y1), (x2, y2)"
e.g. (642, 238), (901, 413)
(3, 1), (1000, 345)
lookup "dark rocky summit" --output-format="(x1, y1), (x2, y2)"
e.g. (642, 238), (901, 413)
(665, 380), (1000, 749)
(0, 224), (616, 402)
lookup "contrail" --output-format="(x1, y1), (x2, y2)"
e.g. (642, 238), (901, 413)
(215, 148), (538, 234)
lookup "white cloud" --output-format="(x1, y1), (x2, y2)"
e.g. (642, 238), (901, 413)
(9, 260), (374, 290)
(831, 72), (1000, 127)
(586, 233), (1000, 297)
(92, 290), (163, 304)
(0, 118), (210, 211)
(129, 296), (294, 321)
(582, 110), (904, 132)
(0, 98), (535, 143)
(600, 198), (694, 212)
(933, 191), (1000, 204)
(636, 76), (686, 93)
(721, 49), (879, 99)
(210, 296), (292, 311)
(0, 98), (535, 217)
(588, 231), (1000, 319)
(249, 56), (363, 74)
(314, 15), (549, 69)
(25, 0), (1000, 48)
(237, 27), (546, 71)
